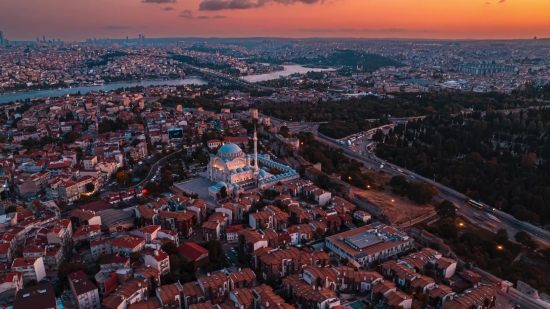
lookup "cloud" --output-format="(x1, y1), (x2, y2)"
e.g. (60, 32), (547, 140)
(179, 9), (194, 18)
(298, 28), (436, 34)
(197, 15), (210, 19)
(485, 2), (490, 4)
(198, 0), (321, 11)
(162, 6), (175, 10)
(103, 25), (132, 30)
(499, 0), (505, 3)
(142, 0), (176, 3)
(213, 15), (227, 18)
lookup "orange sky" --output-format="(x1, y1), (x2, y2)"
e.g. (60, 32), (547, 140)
(1, 0), (549, 40)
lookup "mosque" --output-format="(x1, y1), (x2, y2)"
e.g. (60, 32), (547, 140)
(207, 131), (299, 201)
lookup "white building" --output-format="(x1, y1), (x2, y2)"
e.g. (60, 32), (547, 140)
(11, 257), (46, 283)
(69, 270), (101, 309)
(207, 130), (298, 201)
(325, 224), (413, 268)
(0, 272), (23, 297)
(353, 210), (372, 223)
(144, 249), (170, 275)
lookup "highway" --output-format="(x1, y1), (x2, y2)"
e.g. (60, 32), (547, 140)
(273, 117), (550, 245)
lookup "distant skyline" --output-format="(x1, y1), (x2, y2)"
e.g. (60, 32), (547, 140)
(1, 0), (550, 41)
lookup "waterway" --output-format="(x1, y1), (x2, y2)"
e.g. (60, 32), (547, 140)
(241, 65), (335, 83)
(0, 64), (334, 103)
(0, 78), (207, 104)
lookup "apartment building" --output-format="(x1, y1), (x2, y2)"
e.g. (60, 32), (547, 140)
(68, 270), (101, 309)
(156, 282), (184, 309)
(249, 211), (272, 230)
(252, 247), (330, 283)
(11, 257), (46, 283)
(325, 224), (414, 268)
(158, 210), (197, 238)
(102, 277), (149, 309)
(144, 249), (170, 275)
(197, 272), (229, 304)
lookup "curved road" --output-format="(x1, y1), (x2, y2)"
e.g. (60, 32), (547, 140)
(315, 130), (550, 245)
(263, 112), (550, 244)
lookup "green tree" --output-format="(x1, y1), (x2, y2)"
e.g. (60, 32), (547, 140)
(208, 238), (222, 264)
(435, 200), (456, 219)
(515, 231), (537, 250)
(169, 254), (181, 272)
(161, 242), (179, 256)
(85, 183), (95, 193)
(116, 171), (130, 186)
(390, 175), (408, 187)
(495, 228), (509, 243)
(130, 252), (143, 263)
(31, 200), (41, 209)
(407, 182), (438, 204)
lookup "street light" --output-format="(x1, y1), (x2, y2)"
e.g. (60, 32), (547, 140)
(458, 222), (464, 227)
(391, 199), (395, 202)
(497, 245), (503, 250)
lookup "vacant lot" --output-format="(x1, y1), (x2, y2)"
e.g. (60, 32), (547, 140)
(354, 189), (434, 225)
(352, 168), (435, 225)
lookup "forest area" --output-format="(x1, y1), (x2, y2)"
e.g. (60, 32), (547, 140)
(374, 108), (550, 224)
(259, 91), (538, 125)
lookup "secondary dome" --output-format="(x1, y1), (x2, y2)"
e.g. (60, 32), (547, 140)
(217, 143), (243, 158)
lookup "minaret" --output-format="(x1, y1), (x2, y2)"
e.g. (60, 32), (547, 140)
(254, 126), (259, 171)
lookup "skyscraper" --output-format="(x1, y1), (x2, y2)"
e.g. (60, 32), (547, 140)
(0, 31), (4, 45)
(42, 36), (46, 43)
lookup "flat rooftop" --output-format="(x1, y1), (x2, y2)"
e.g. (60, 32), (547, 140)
(345, 232), (383, 249)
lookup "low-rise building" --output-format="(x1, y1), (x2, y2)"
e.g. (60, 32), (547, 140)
(11, 257), (46, 283)
(325, 224), (413, 268)
(13, 283), (57, 309)
(69, 270), (101, 309)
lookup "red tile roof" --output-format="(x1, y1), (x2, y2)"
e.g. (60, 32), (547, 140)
(178, 242), (208, 261)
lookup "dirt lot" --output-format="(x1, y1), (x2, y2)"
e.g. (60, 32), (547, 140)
(354, 189), (435, 225)
(355, 168), (434, 225)
(360, 167), (392, 184)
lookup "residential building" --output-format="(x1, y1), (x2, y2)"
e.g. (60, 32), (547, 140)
(69, 270), (101, 309)
(13, 283), (57, 309)
(443, 285), (496, 309)
(226, 225), (243, 243)
(144, 249), (170, 275)
(325, 224), (413, 268)
(11, 257), (46, 283)
(102, 277), (148, 309)
(156, 282), (183, 309)
(0, 271), (23, 299)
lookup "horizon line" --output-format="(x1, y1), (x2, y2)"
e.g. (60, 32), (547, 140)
(7, 36), (549, 43)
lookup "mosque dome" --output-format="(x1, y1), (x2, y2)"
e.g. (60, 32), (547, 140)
(217, 143), (244, 158)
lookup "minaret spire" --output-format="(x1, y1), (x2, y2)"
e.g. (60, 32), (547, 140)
(253, 125), (259, 171)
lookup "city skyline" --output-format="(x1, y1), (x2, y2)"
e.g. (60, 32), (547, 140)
(1, 0), (550, 41)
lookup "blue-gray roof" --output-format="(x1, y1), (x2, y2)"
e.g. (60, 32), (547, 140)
(218, 143), (242, 155)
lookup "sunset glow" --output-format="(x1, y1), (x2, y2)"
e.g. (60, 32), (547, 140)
(1, 0), (550, 40)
